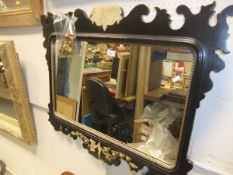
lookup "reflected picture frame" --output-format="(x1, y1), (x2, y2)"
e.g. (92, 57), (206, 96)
(41, 3), (233, 175)
(0, 0), (43, 27)
(0, 40), (37, 144)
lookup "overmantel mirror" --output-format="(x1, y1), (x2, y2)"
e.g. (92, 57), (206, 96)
(41, 3), (233, 175)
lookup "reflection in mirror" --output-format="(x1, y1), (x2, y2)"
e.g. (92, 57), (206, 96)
(0, 60), (16, 119)
(0, 98), (16, 118)
(53, 39), (196, 167)
(0, 0), (30, 11)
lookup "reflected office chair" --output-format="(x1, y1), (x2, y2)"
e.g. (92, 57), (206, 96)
(86, 77), (133, 143)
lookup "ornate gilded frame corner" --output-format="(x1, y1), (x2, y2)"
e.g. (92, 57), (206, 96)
(41, 2), (233, 175)
(0, 41), (37, 144)
(0, 0), (43, 27)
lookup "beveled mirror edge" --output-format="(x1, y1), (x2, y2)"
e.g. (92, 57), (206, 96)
(0, 41), (37, 144)
(41, 3), (233, 175)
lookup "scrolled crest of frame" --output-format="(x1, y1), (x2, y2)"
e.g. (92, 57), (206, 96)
(90, 4), (123, 31)
(41, 2), (233, 175)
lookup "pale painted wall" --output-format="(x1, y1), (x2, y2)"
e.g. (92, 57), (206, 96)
(0, 0), (233, 175)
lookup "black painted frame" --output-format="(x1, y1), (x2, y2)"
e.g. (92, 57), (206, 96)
(41, 2), (233, 175)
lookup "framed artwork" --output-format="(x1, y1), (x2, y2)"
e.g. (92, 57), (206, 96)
(0, 40), (36, 144)
(0, 0), (43, 27)
(56, 95), (77, 121)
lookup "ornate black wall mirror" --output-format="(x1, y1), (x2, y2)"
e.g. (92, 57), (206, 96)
(41, 3), (233, 175)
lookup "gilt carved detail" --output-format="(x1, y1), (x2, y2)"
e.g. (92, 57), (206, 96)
(70, 131), (139, 171)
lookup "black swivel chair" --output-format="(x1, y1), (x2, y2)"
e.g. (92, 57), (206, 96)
(86, 77), (133, 143)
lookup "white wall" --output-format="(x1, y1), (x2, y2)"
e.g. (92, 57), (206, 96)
(0, 0), (233, 175)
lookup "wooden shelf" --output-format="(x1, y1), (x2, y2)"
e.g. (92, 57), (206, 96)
(144, 88), (185, 109)
(118, 95), (136, 102)
(144, 88), (170, 101)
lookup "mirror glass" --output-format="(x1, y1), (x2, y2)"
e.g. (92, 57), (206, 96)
(52, 38), (196, 167)
(0, 0), (30, 11)
(0, 60), (16, 119)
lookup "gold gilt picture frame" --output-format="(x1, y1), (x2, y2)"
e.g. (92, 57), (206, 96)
(0, 40), (36, 144)
(0, 0), (43, 27)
